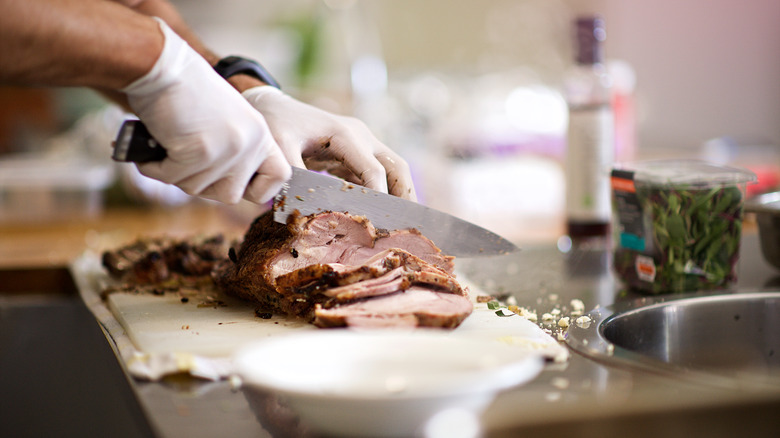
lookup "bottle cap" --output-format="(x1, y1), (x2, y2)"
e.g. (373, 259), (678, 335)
(575, 16), (606, 64)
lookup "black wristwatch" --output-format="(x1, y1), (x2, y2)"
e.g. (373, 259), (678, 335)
(213, 56), (281, 89)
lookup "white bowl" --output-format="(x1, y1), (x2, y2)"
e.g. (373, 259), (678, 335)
(233, 329), (543, 437)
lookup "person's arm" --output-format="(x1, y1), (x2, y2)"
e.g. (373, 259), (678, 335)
(0, 0), (256, 105)
(1, 0), (291, 205)
(95, 0), (267, 110)
(116, 0), (269, 92)
(0, 0), (162, 89)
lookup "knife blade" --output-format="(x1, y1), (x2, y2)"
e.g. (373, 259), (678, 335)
(112, 120), (519, 257)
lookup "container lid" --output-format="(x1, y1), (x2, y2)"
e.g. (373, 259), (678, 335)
(616, 159), (757, 188)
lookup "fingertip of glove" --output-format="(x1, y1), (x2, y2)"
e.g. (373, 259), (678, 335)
(360, 170), (390, 195)
(244, 166), (292, 204)
(389, 178), (418, 202)
(243, 177), (284, 205)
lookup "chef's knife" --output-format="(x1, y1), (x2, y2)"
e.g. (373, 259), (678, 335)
(112, 120), (519, 257)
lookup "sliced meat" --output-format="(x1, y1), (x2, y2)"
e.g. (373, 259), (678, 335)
(216, 211), (376, 306)
(321, 267), (409, 301)
(275, 263), (383, 299)
(214, 210), (470, 328)
(314, 251), (465, 302)
(275, 248), (405, 293)
(410, 269), (464, 295)
(350, 229), (455, 274)
(313, 287), (473, 328)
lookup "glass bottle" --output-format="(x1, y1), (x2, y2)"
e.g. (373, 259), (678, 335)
(564, 16), (614, 240)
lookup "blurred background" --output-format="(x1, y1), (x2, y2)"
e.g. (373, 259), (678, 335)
(1, 0), (779, 244)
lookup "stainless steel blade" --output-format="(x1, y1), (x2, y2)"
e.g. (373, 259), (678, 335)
(274, 168), (518, 257)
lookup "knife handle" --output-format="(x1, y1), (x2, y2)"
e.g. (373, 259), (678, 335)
(112, 119), (269, 191)
(112, 120), (167, 163)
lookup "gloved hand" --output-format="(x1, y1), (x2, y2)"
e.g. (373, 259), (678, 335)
(242, 86), (417, 201)
(122, 18), (291, 204)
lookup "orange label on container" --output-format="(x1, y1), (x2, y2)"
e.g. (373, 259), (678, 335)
(635, 255), (656, 282)
(611, 176), (636, 193)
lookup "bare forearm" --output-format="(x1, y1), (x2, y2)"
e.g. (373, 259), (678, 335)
(0, 0), (162, 89)
(123, 0), (269, 92)
(128, 0), (220, 64)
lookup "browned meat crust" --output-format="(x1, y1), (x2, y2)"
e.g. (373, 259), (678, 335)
(214, 210), (471, 327)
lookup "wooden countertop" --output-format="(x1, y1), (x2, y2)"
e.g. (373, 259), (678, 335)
(0, 202), (257, 269)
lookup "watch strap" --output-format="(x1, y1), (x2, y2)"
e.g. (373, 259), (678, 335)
(214, 56), (280, 89)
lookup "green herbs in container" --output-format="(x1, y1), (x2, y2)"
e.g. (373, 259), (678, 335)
(611, 160), (756, 294)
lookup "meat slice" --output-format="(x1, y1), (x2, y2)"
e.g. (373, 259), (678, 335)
(373, 229), (455, 273)
(275, 247), (404, 294)
(276, 248), (464, 300)
(214, 210), (471, 327)
(267, 210), (377, 280)
(348, 229), (455, 274)
(313, 287), (473, 328)
(322, 268), (408, 301)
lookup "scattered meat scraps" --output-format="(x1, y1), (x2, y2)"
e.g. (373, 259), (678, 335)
(102, 235), (228, 285)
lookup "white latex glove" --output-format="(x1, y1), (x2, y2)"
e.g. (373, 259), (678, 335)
(121, 18), (291, 204)
(242, 86), (417, 201)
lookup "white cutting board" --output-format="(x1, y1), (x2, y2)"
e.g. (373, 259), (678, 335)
(74, 252), (567, 379)
(106, 292), (315, 358)
(106, 282), (566, 360)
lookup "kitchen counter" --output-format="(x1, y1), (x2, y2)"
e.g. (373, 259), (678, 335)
(2, 205), (780, 437)
(0, 202), (252, 269)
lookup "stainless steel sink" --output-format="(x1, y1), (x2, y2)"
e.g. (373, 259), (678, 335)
(566, 292), (780, 389)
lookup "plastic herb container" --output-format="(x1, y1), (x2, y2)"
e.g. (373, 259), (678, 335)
(611, 160), (756, 294)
